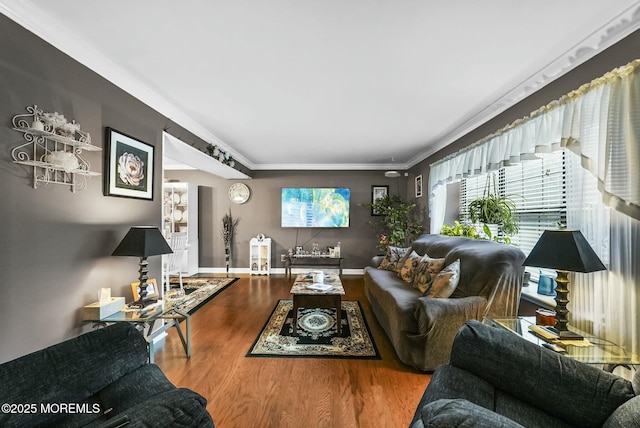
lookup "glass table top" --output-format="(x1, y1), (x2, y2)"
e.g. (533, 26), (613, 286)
(484, 316), (640, 366)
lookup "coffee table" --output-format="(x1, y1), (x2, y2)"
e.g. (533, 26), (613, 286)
(290, 272), (345, 336)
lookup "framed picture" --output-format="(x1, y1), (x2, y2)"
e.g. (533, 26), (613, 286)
(371, 185), (389, 216)
(131, 278), (158, 301)
(415, 175), (423, 198)
(104, 127), (154, 200)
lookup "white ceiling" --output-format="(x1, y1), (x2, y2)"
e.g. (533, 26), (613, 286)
(3, 1), (640, 172)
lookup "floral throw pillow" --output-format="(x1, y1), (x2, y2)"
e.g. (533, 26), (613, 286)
(398, 251), (423, 284)
(424, 259), (461, 298)
(413, 255), (446, 293)
(378, 246), (410, 272)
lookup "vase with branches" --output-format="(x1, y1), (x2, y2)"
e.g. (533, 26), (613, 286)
(221, 210), (240, 274)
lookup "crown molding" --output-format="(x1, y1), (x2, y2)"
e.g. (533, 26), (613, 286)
(251, 162), (411, 171)
(407, 3), (640, 169)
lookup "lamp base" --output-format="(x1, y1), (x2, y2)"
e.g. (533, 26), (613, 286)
(126, 296), (158, 309)
(540, 326), (584, 341)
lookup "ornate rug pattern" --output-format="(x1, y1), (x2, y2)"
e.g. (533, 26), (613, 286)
(166, 276), (237, 314)
(247, 299), (380, 359)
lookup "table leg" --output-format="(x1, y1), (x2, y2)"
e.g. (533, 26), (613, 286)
(335, 297), (342, 335)
(173, 312), (191, 358)
(292, 298), (299, 336)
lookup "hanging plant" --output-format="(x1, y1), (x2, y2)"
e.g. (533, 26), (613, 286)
(468, 173), (519, 237)
(221, 210), (240, 274)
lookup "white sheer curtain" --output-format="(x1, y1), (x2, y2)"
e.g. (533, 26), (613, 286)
(428, 60), (640, 354)
(429, 59), (640, 228)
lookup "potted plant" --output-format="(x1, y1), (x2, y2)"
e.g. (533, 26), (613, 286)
(363, 194), (424, 252)
(468, 174), (519, 239)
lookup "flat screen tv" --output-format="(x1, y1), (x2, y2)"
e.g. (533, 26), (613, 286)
(281, 187), (350, 228)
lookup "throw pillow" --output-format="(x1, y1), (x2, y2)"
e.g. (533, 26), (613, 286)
(413, 255), (446, 293)
(398, 251), (422, 284)
(378, 246), (410, 272)
(424, 259), (460, 298)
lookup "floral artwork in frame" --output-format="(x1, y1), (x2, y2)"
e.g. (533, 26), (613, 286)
(371, 185), (389, 216)
(104, 127), (154, 200)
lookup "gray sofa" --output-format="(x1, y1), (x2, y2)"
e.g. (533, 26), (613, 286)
(364, 234), (525, 371)
(410, 320), (640, 428)
(0, 323), (214, 428)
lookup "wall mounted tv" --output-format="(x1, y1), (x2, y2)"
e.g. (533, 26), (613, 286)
(281, 187), (350, 228)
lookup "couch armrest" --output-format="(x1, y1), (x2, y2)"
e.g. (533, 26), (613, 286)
(451, 321), (635, 428)
(370, 255), (384, 267)
(414, 296), (487, 336)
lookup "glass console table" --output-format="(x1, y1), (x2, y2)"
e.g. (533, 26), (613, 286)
(484, 316), (640, 370)
(85, 300), (190, 363)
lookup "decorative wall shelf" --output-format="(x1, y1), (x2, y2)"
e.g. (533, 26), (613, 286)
(11, 105), (101, 192)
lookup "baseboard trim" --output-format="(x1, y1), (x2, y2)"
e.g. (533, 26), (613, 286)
(197, 267), (364, 275)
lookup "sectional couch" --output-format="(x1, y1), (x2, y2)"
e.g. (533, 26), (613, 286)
(364, 233), (526, 371)
(0, 323), (214, 427)
(411, 320), (640, 427)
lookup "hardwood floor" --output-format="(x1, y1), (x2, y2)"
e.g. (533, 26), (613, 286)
(154, 274), (431, 428)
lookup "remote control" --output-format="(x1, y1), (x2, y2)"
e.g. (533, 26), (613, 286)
(542, 342), (566, 353)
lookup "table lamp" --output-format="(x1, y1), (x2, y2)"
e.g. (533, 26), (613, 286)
(112, 226), (173, 308)
(522, 229), (606, 340)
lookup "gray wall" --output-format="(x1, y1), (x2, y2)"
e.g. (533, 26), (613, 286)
(164, 169), (414, 270)
(0, 15), (221, 363)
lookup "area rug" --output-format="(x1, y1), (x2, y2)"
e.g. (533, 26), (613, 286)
(247, 299), (380, 359)
(166, 276), (238, 315)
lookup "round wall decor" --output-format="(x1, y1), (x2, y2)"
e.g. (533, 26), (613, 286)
(228, 182), (250, 204)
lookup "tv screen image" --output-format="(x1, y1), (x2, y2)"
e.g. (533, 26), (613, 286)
(281, 188), (350, 228)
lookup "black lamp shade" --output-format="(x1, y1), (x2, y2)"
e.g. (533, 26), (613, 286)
(112, 226), (173, 257)
(522, 230), (606, 273)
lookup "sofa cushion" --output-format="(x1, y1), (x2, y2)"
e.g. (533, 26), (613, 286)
(416, 399), (525, 428)
(364, 266), (421, 334)
(603, 395), (640, 428)
(97, 364), (176, 417)
(378, 246), (410, 272)
(424, 259), (460, 298)
(87, 388), (213, 428)
(398, 251), (422, 283)
(413, 255), (446, 293)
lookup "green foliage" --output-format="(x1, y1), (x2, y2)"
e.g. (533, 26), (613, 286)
(482, 223), (512, 245)
(440, 221), (478, 238)
(362, 194), (424, 251)
(468, 173), (519, 236)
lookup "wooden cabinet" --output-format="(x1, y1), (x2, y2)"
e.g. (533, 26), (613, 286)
(249, 237), (271, 275)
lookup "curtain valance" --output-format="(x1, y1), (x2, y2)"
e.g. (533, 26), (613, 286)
(429, 59), (640, 223)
